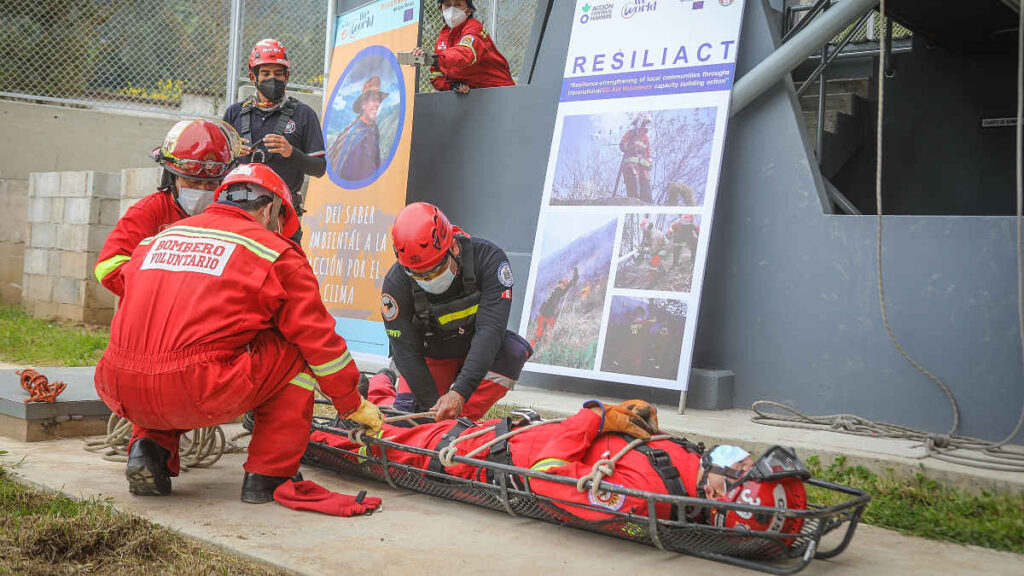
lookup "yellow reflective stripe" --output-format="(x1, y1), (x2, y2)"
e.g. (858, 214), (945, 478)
(531, 457), (570, 472)
(463, 42), (478, 65)
(289, 372), (317, 392)
(437, 304), (478, 325)
(155, 226), (280, 263)
(355, 429), (382, 463)
(94, 254), (131, 282)
(429, 71), (446, 78)
(310, 350), (353, 377)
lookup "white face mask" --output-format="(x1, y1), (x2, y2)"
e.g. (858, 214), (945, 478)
(178, 187), (214, 216)
(415, 267), (457, 294)
(442, 6), (468, 28)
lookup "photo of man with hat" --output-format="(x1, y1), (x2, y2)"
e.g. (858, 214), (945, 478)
(327, 75), (389, 182)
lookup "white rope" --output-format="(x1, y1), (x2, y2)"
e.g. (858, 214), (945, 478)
(83, 414), (237, 469)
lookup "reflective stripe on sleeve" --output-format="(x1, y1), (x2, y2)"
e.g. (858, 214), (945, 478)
(531, 457), (571, 472)
(309, 350), (353, 377)
(94, 254), (131, 282)
(437, 305), (478, 325)
(289, 372), (317, 392)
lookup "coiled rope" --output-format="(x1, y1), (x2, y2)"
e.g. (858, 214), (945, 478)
(83, 413), (239, 469)
(753, 1), (1024, 472)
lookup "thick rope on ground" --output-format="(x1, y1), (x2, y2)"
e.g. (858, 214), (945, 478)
(83, 414), (239, 470)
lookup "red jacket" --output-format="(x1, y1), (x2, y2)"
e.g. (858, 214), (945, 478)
(95, 191), (186, 297)
(108, 202), (360, 413)
(430, 17), (515, 91)
(310, 408), (702, 521)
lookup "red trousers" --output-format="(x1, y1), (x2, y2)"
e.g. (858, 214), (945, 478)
(530, 315), (557, 347)
(95, 331), (314, 477)
(367, 356), (510, 420)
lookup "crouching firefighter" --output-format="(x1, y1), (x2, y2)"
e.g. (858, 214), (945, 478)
(367, 202), (533, 420)
(94, 163), (382, 503)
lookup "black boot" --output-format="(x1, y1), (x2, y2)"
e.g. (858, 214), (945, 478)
(241, 471), (303, 504)
(125, 438), (172, 496)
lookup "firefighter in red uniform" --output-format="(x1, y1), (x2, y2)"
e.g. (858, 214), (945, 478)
(620, 115), (653, 203)
(310, 399), (807, 531)
(367, 202), (532, 421)
(409, 0), (515, 94)
(94, 119), (241, 297)
(94, 164), (382, 503)
(530, 266), (578, 348)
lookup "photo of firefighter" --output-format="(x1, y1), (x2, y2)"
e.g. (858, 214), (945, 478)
(600, 296), (686, 380)
(526, 214), (617, 369)
(615, 213), (701, 293)
(323, 46), (404, 188)
(549, 107), (716, 207)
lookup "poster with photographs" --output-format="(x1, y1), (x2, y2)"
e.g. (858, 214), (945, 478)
(519, 0), (746, 390)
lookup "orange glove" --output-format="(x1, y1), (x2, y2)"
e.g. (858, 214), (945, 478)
(604, 399), (659, 440)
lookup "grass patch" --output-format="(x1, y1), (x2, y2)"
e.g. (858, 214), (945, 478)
(0, 460), (287, 575)
(807, 455), (1024, 554)
(0, 303), (108, 366)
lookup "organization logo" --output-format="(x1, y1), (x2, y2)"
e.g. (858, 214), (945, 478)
(719, 0), (735, 5)
(579, 2), (615, 24)
(621, 0), (657, 18)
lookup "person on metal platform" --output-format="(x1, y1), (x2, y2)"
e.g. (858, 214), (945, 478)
(94, 164), (382, 504)
(366, 202), (533, 421)
(223, 38), (326, 242)
(409, 0), (515, 95)
(94, 119), (241, 297)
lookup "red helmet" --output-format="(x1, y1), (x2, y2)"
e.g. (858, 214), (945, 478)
(639, 218), (652, 230)
(392, 202), (457, 271)
(152, 119), (241, 182)
(249, 39), (290, 71)
(708, 477), (807, 539)
(682, 214), (694, 223)
(214, 164), (299, 238)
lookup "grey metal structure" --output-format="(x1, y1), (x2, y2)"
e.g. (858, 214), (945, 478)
(400, 0), (1023, 443)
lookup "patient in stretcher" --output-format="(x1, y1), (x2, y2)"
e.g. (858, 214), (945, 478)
(310, 398), (808, 533)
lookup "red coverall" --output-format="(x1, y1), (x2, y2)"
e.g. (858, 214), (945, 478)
(310, 408), (701, 521)
(95, 203), (361, 477)
(430, 17), (515, 91)
(94, 191), (186, 297)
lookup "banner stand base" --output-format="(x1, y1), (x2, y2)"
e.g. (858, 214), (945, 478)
(678, 390), (687, 415)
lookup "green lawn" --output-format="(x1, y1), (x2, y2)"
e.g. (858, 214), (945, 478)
(0, 303), (108, 366)
(807, 455), (1024, 554)
(0, 457), (287, 575)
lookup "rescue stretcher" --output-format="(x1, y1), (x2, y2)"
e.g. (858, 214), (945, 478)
(302, 404), (870, 574)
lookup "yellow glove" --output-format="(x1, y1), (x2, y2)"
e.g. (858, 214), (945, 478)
(346, 398), (384, 436)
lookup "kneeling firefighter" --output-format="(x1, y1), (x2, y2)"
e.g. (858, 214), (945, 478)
(367, 202), (533, 420)
(94, 164), (382, 503)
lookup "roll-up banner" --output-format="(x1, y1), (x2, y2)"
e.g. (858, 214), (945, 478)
(519, 0), (746, 390)
(303, 0), (420, 355)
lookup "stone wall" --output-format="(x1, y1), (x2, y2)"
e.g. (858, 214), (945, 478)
(0, 176), (27, 304)
(23, 172), (120, 324)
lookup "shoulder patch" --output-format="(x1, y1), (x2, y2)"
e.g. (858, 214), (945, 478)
(588, 481), (627, 511)
(497, 261), (514, 287)
(381, 293), (399, 322)
(283, 119), (296, 134)
(459, 34), (476, 47)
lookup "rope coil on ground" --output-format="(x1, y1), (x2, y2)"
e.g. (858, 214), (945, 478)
(83, 414), (238, 469)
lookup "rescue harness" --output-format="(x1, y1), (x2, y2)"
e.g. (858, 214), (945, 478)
(410, 235), (481, 346)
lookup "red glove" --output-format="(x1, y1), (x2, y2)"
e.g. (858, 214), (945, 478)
(273, 480), (382, 517)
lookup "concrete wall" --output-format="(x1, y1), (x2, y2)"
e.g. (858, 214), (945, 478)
(22, 172), (118, 324)
(0, 176), (28, 304)
(0, 100), (177, 180)
(403, 0), (1022, 442)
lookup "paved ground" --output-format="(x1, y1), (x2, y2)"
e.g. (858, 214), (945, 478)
(2, 428), (1022, 576)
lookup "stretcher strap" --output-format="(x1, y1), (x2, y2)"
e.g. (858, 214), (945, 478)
(576, 434), (671, 500)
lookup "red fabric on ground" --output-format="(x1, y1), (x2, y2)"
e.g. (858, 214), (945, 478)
(273, 480), (381, 516)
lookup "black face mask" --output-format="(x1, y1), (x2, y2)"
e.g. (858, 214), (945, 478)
(257, 77), (286, 101)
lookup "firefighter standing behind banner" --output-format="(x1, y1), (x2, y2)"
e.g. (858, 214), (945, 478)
(223, 38), (326, 242)
(366, 202), (533, 420)
(407, 0), (515, 94)
(94, 119), (241, 297)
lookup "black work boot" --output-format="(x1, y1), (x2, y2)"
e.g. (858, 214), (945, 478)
(241, 471), (303, 504)
(125, 438), (172, 496)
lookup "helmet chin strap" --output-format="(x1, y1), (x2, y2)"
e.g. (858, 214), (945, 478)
(267, 195), (283, 233)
